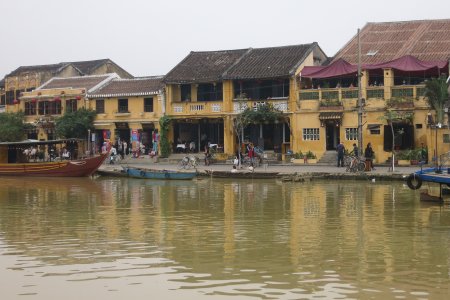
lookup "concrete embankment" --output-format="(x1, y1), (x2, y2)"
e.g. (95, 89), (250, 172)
(99, 157), (416, 182)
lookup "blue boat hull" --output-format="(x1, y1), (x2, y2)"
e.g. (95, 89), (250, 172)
(125, 167), (196, 180)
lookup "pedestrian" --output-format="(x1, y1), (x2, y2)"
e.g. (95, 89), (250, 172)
(248, 143), (255, 166)
(420, 143), (428, 164)
(152, 129), (160, 155)
(336, 142), (345, 167)
(351, 143), (359, 157)
(364, 142), (375, 171)
(204, 145), (211, 166)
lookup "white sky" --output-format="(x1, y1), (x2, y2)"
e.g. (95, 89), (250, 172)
(1, 0), (449, 79)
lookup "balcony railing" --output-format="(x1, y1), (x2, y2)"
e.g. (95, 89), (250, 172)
(171, 101), (223, 115)
(233, 99), (289, 113)
(299, 85), (426, 102)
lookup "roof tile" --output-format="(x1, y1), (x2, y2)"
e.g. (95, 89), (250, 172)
(333, 19), (450, 64)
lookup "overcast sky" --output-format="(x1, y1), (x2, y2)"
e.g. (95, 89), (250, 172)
(1, 0), (449, 79)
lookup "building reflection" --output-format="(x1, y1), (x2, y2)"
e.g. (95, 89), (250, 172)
(1, 177), (450, 295)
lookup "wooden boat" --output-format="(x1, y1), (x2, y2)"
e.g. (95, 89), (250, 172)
(0, 138), (107, 177)
(124, 167), (197, 180)
(205, 169), (279, 179)
(0, 154), (107, 177)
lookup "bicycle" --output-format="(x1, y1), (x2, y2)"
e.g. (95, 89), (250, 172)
(345, 155), (366, 172)
(243, 154), (262, 168)
(178, 155), (199, 169)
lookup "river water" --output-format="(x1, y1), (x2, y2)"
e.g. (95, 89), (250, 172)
(0, 176), (449, 299)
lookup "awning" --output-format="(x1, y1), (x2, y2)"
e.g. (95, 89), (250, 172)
(115, 122), (129, 129)
(318, 112), (343, 120)
(367, 124), (381, 130)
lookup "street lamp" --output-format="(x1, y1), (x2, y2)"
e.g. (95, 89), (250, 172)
(435, 122), (441, 169)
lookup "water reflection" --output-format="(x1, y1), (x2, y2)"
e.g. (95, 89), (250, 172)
(0, 177), (450, 299)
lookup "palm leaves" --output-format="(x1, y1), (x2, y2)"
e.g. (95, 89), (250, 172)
(424, 76), (449, 124)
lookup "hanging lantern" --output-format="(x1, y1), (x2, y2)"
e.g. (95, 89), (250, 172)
(31, 98), (37, 103)
(61, 91), (65, 95)
(54, 97), (61, 102)
(76, 96), (82, 100)
(37, 92), (42, 96)
(13, 99), (19, 105)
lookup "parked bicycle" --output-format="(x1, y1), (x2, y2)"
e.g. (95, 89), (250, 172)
(178, 155), (199, 169)
(344, 155), (366, 172)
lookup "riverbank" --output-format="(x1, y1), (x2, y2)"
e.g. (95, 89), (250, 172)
(98, 156), (420, 182)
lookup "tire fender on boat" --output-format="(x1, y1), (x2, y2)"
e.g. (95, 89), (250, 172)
(406, 173), (422, 190)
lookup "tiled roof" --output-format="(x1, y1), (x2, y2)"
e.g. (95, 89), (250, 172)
(164, 49), (249, 84)
(38, 74), (116, 91)
(8, 63), (66, 77)
(87, 76), (163, 98)
(224, 44), (316, 79)
(333, 19), (450, 64)
(69, 59), (111, 74)
(6, 58), (132, 78)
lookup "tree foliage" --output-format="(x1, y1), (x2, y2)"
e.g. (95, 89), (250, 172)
(424, 76), (449, 124)
(55, 108), (96, 139)
(158, 115), (171, 158)
(0, 111), (29, 142)
(240, 103), (283, 124)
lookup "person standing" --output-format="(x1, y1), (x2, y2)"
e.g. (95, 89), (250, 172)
(336, 142), (345, 167)
(204, 145), (211, 166)
(152, 129), (160, 155)
(364, 142), (375, 171)
(351, 143), (359, 157)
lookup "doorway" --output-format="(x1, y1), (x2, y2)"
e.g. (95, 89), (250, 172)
(325, 122), (340, 150)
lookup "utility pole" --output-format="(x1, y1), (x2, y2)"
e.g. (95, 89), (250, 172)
(357, 29), (363, 155)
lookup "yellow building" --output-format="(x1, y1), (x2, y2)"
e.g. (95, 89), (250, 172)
(86, 76), (164, 154)
(13, 74), (119, 141)
(164, 44), (327, 156)
(2, 59), (132, 107)
(295, 19), (450, 164)
(0, 78), (5, 113)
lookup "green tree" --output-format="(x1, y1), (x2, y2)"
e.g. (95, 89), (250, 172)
(233, 102), (283, 164)
(378, 109), (413, 172)
(0, 111), (30, 142)
(158, 115), (171, 158)
(424, 76), (449, 124)
(55, 108), (96, 139)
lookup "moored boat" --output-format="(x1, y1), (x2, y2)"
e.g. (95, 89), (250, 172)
(205, 169), (279, 179)
(0, 139), (107, 177)
(124, 167), (197, 180)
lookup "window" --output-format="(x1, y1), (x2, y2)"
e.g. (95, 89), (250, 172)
(415, 124), (423, 129)
(24, 102), (36, 115)
(370, 128), (381, 135)
(6, 91), (14, 105)
(302, 128), (320, 140)
(444, 134), (450, 144)
(144, 97), (154, 112)
(118, 98), (128, 113)
(38, 101), (61, 115)
(197, 83), (223, 101)
(96, 99), (105, 113)
(345, 128), (358, 140)
(65, 99), (77, 113)
(180, 84), (191, 101)
(1, 93), (5, 105)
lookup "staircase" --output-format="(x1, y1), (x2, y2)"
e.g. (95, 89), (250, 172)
(317, 150), (338, 165)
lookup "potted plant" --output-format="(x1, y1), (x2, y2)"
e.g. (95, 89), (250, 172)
(396, 150), (410, 166)
(291, 151), (305, 164)
(305, 150), (317, 163)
